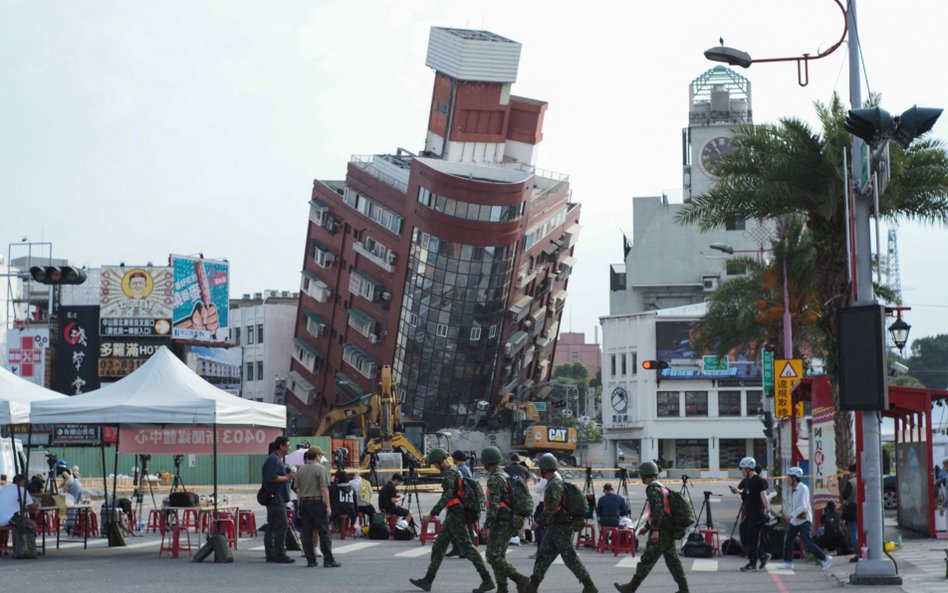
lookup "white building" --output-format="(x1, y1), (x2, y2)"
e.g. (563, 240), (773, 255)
(601, 303), (765, 478)
(229, 290), (298, 403)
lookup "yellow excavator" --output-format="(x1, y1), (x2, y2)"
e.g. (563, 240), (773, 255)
(493, 392), (578, 465)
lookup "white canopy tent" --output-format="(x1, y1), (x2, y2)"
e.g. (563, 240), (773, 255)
(29, 346), (285, 427)
(0, 365), (66, 425)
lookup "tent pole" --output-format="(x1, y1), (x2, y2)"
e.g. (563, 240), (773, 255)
(213, 423), (218, 517)
(101, 434), (109, 541)
(9, 424), (24, 515)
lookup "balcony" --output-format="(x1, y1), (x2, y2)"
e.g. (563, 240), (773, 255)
(508, 295), (533, 323)
(301, 270), (331, 303)
(292, 337), (320, 374)
(309, 199), (330, 226)
(504, 330), (529, 358)
(287, 370), (317, 405)
(350, 155), (409, 193)
(304, 310), (327, 338)
(353, 241), (395, 273)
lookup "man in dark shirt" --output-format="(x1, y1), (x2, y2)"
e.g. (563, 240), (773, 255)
(262, 436), (296, 563)
(734, 457), (770, 572)
(504, 453), (531, 482)
(379, 473), (413, 522)
(595, 483), (629, 527)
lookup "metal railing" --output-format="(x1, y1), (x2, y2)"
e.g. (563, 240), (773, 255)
(349, 155), (409, 193)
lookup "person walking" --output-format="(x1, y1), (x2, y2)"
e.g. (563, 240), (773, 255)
(447, 450), (474, 559)
(409, 448), (494, 593)
(736, 457), (771, 572)
(613, 461), (688, 593)
(295, 448), (340, 568)
(525, 454), (597, 593)
(777, 467), (832, 571)
(262, 436), (296, 563)
(481, 446), (529, 593)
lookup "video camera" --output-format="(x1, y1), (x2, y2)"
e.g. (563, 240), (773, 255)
(333, 447), (349, 470)
(45, 453), (58, 469)
(140, 454), (152, 462)
(173, 455), (184, 468)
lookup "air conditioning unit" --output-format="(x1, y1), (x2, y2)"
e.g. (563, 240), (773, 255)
(368, 334), (379, 344)
(523, 319), (534, 329)
(325, 218), (338, 233)
(702, 275), (719, 292)
(324, 254), (336, 264)
(317, 323), (327, 336)
(387, 251), (397, 265)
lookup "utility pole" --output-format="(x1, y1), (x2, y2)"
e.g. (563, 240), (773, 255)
(847, 0), (899, 583)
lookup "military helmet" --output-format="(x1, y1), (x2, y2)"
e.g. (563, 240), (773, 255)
(427, 447), (449, 465)
(538, 453), (559, 471)
(638, 461), (659, 477)
(480, 446), (503, 466)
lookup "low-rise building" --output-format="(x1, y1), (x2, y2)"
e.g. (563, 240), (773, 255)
(229, 290), (298, 403)
(552, 331), (601, 379)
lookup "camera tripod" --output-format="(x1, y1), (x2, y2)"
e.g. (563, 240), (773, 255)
(692, 490), (716, 530)
(170, 455), (187, 492)
(44, 454), (59, 494)
(133, 454), (158, 533)
(616, 467), (631, 501)
(402, 461), (425, 523)
(678, 475), (700, 522)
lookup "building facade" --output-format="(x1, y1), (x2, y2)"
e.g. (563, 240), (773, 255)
(229, 291), (298, 403)
(288, 27), (581, 430)
(552, 332), (601, 380)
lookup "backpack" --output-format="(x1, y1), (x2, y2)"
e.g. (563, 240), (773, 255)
(822, 511), (844, 538)
(368, 523), (390, 540)
(657, 483), (694, 533)
(454, 476), (485, 522)
(561, 482), (588, 520)
(507, 476), (534, 517)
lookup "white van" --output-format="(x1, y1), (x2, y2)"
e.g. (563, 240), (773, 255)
(0, 438), (27, 482)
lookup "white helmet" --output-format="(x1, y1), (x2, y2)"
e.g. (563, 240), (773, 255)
(787, 467), (804, 479)
(396, 519), (409, 531)
(739, 457), (757, 470)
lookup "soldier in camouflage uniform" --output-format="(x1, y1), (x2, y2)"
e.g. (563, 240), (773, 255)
(481, 446), (530, 593)
(613, 461), (689, 593)
(410, 448), (495, 593)
(526, 454), (597, 593)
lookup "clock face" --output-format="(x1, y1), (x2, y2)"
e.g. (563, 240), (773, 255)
(611, 386), (628, 413)
(699, 136), (733, 177)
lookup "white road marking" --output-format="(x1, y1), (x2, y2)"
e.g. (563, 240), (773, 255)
(395, 546), (434, 558)
(691, 559), (718, 571)
(553, 557), (564, 565)
(616, 556), (640, 568)
(333, 542), (381, 554)
(766, 564), (794, 575)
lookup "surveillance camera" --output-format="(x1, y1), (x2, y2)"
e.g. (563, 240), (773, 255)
(889, 361), (909, 377)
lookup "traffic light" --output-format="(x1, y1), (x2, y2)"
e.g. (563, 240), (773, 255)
(892, 105), (943, 148)
(29, 265), (87, 285)
(844, 106), (894, 145)
(550, 400), (565, 410)
(641, 360), (669, 371)
(761, 411), (775, 440)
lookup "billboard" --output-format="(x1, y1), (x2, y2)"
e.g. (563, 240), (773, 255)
(655, 320), (760, 380)
(99, 266), (173, 337)
(98, 338), (171, 379)
(5, 327), (49, 386)
(171, 255), (229, 343)
(54, 306), (101, 394)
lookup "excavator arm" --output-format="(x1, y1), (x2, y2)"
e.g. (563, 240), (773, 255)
(313, 394), (380, 436)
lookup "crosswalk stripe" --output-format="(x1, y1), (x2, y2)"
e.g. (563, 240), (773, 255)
(765, 564), (794, 575)
(395, 547), (433, 558)
(248, 544), (266, 551)
(553, 557), (564, 565)
(123, 539), (164, 550)
(333, 542), (381, 554)
(691, 559), (717, 571)
(616, 556), (640, 568)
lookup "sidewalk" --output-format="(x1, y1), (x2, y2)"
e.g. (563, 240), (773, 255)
(885, 518), (947, 593)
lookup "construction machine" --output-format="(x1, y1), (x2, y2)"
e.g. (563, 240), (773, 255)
(493, 392), (578, 466)
(312, 394), (380, 437)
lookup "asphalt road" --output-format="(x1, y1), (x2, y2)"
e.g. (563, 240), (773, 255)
(0, 480), (909, 593)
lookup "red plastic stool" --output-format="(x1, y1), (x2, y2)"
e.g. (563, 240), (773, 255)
(610, 529), (636, 557)
(419, 516), (441, 545)
(159, 525), (193, 558)
(699, 528), (721, 555)
(576, 523), (596, 549)
(0, 526), (12, 555)
(334, 514), (356, 540)
(181, 508), (200, 531)
(71, 510), (98, 537)
(146, 509), (164, 533)
(213, 517), (238, 549)
(237, 510), (257, 538)
(597, 526), (618, 553)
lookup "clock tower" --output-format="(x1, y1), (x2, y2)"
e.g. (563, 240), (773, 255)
(683, 65), (752, 201)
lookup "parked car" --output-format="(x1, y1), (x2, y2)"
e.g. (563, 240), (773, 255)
(883, 474), (897, 510)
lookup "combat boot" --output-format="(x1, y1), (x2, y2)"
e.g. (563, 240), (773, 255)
(409, 578), (433, 592)
(472, 577), (496, 593)
(512, 573), (530, 593)
(523, 575), (541, 593)
(580, 576), (598, 593)
(612, 583), (635, 593)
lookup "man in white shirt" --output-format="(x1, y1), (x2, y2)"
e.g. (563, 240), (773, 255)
(0, 474), (39, 526)
(777, 467), (832, 571)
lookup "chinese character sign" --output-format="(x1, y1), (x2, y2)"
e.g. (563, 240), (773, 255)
(54, 306), (101, 395)
(118, 425), (283, 455)
(171, 256), (229, 343)
(5, 328), (49, 386)
(97, 338), (170, 378)
(100, 266), (173, 337)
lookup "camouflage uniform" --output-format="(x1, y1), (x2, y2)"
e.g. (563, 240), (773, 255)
(528, 475), (595, 592)
(617, 480), (689, 593)
(485, 468), (527, 593)
(414, 464), (492, 589)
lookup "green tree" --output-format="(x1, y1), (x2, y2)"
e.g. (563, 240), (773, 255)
(905, 335), (948, 389)
(677, 94), (948, 467)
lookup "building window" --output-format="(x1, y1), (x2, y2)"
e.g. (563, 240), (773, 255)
(718, 391), (742, 416)
(257, 324), (263, 343)
(657, 391), (680, 417)
(470, 327), (481, 341)
(631, 351), (637, 375)
(726, 260), (747, 276)
(719, 439), (747, 469)
(685, 391), (708, 416)
(611, 355), (617, 376)
(349, 270), (378, 302)
(256, 361), (263, 380)
(246, 362), (254, 382)
(488, 325), (497, 339)
(342, 343), (379, 379)
(407, 313), (418, 327)
(234, 327), (241, 346)
(675, 439), (709, 469)
(436, 323), (448, 338)
(247, 326), (255, 345)
(746, 390), (763, 416)
(620, 353), (627, 375)
(725, 217), (746, 231)
(570, 351), (579, 360)
(417, 187), (524, 223)
(523, 205), (568, 252)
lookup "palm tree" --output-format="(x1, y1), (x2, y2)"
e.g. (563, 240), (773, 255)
(677, 94), (948, 466)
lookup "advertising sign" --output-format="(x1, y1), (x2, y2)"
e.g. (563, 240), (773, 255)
(100, 266), (174, 337)
(5, 328), (49, 386)
(97, 338), (170, 378)
(810, 406), (838, 508)
(655, 321), (761, 380)
(896, 441), (931, 535)
(51, 425), (101, 445)
(54, 306), (101, 395)
(171, 255), (229, 343)
(118, 425), (283, 455)
(762, 350), (775, 397)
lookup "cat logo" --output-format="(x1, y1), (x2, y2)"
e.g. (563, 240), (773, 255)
(547, 428), (568, 443)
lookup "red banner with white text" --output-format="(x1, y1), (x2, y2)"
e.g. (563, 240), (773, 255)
(118, 425), (282, 455)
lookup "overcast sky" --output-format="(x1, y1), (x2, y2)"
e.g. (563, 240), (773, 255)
(2, 0), (947, 351)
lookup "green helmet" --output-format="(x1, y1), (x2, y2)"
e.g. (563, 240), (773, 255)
(427, 447), (449, 465)
(638, 461), (660, 477)
(538, 453), (559, 471)
(480, 446), (503, 466)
